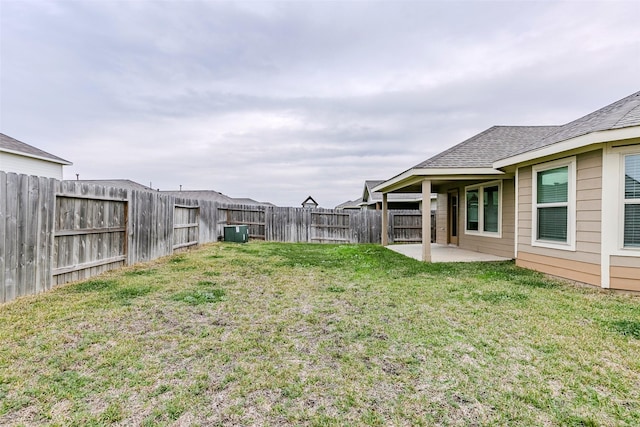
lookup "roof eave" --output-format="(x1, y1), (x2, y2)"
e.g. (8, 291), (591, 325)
(494, 126), (640, 169)
(0, 147), (73, 165)
(372, 167), (507, 193)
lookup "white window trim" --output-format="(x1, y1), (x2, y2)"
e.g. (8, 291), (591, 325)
(464, 180), (502, 239)
(620, 151), (640, 252)
(531, 157), (576, 251)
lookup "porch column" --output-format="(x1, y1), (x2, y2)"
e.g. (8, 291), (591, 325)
(381, 193), (389, 246)
(422, 180), (432, 262)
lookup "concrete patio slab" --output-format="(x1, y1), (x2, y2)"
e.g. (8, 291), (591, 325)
(387, 244), (512, 263)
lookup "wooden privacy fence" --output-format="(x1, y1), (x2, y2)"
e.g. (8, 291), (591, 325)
(1, 171), (434, 303)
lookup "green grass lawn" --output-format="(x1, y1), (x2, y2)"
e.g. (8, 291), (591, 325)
(1, 242), (639, 426)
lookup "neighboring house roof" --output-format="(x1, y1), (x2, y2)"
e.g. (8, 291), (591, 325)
(161, 190), (235, 203)
(335, 199), (362, 209)
(414, 126), (559, 169)
(362, 179), (422, 204)
(162, 192), (274, 206)
(71, 179), (155, 191)
(230, 197), (276, 207)
(504, 91), (640, 159)
(0, 133), (72, 165)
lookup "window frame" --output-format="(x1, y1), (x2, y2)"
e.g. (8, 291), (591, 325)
(531, 157), (576, 251)
(464, 180), (502, 238)
(621, 152), (640, 250)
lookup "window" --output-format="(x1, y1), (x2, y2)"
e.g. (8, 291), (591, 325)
(465, 182), (501, 237)
(624, 154), (640, 248)
(532, 158), (576, 250)
(484, 185), (499, 232)
(466, 189), (479, 231)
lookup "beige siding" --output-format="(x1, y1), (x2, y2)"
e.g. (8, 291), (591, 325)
(517, 252), (600, 286)
(458, 179), (515, 259)
(610, 256), (640, 291)
(517, 150), (602, 284)
(435, 193), (448, 245)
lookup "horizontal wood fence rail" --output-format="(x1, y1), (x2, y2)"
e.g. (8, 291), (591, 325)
(1, 171), (436, 303)
(54, 227), (127, 237)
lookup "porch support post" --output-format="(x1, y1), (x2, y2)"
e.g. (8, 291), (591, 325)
(381, 193), (389, 246)
(422, 180), (432, 262)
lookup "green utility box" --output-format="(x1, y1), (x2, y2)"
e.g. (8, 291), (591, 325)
(224, 225), (249, 243)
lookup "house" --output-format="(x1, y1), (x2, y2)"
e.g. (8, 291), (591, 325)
(302, 196), (319, 209)
(360, 180), (423, 210)
(360, 179), (435, 211)
(0, 133), (71, 179)
(373, 91), (640, 292)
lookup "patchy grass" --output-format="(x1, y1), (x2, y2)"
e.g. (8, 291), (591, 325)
(1, 242), (639, 426)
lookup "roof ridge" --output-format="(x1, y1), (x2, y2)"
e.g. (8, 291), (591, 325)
(413, 125), (500, 168)
(540, 90), (640, 143)
(612, 99), (640, 128)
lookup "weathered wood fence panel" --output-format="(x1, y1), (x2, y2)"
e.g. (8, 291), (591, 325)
(310, 210), (351, 243)
(220, 205), (266, 239)
(389, 210), (422, 243)
(173, 204), (199, 250)
(0, 173), (57, 302)
(53, 181), (128, 285)
(129, 190), (175, 263)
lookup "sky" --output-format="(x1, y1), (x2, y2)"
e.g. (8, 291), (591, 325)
(1, 1), (639, 208)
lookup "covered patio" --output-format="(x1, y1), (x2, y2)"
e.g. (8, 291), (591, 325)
(387, 244), (511, 263)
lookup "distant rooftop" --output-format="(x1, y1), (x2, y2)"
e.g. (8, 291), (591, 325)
(0, 133), (71, 165)
(335, 199), (362, 210)
(70, 179), (156, 191)
(363, 179), (422, 203)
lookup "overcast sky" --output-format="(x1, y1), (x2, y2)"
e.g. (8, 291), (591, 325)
(1, 1), (639, 207)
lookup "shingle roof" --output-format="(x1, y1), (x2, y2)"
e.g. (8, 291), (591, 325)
(505, 91), (640, 158)
(161, 190), (235, 203)
(0, 133), (71, 164)
(414, 126), (559, 169)
(363, 179), (421, 203)
(71, 179), (156, 191)
(230, 197), (276, 207)
(335, 199), (362, 209)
